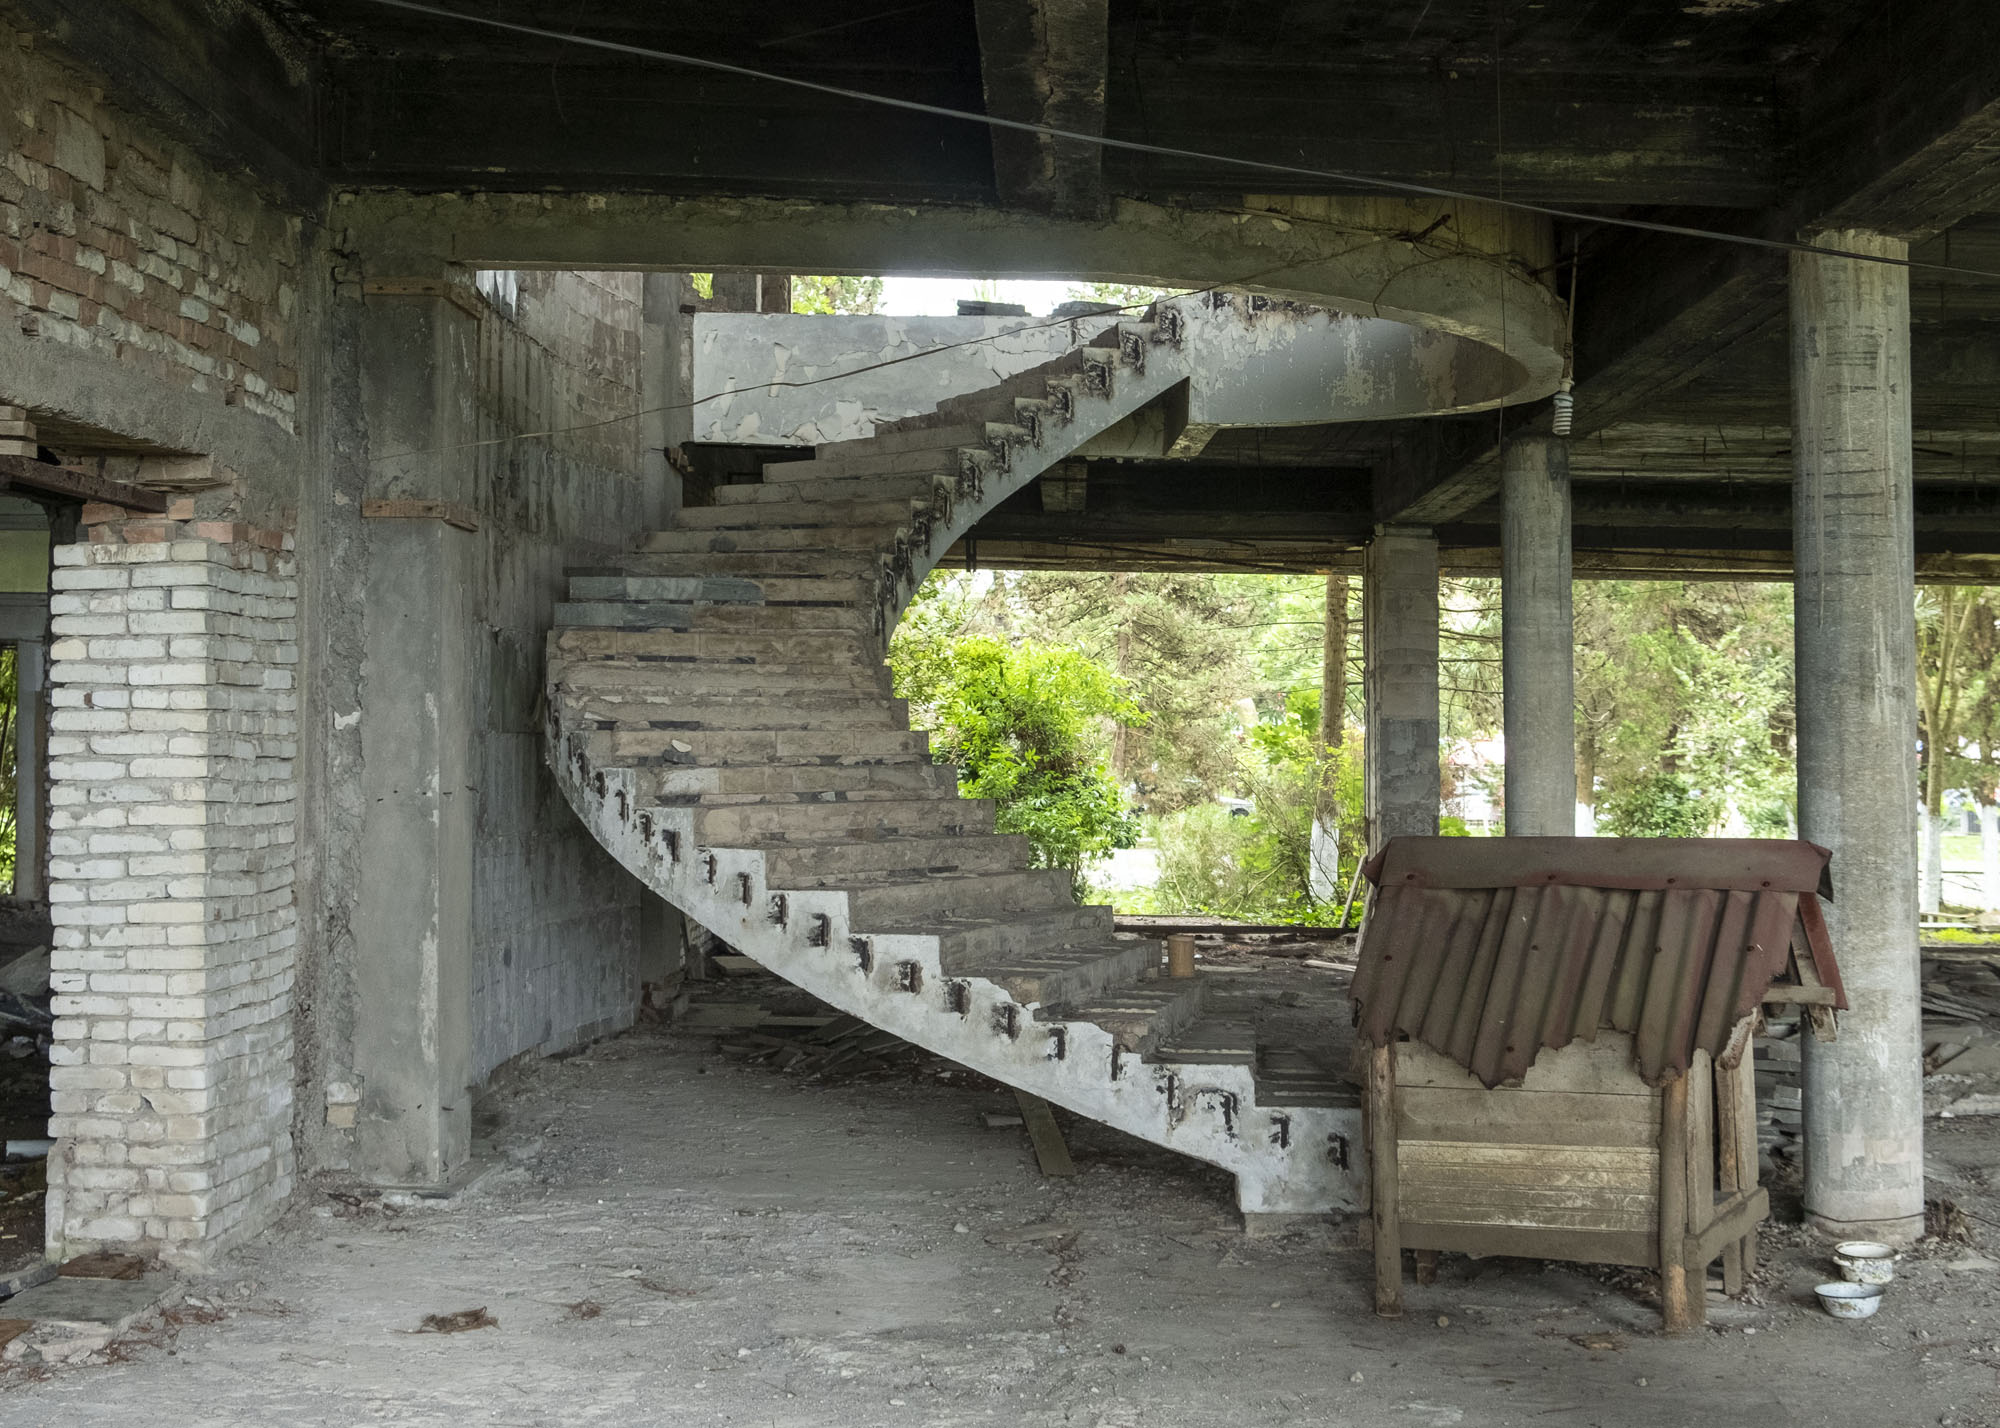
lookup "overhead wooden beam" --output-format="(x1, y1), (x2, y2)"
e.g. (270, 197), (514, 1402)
(0, 455), (170, 512)
(974, 0), (1108, 219)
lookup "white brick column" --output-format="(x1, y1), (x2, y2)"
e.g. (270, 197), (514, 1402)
(44, 525), (299, 1268)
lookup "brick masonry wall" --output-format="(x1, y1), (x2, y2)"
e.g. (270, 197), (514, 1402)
(0, 26), (301, 430)
(44, 524), (299, 1268)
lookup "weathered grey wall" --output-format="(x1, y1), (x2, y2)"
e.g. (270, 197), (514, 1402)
(694, 313), (1082, 444)
(464, 270), (655, 1081)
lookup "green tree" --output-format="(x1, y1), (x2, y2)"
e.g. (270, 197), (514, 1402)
(792, 275), (884, 315)
(889, 591), (1143, 896)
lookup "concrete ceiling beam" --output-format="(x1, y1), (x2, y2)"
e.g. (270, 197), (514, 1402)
(974, 0), (1108, 221)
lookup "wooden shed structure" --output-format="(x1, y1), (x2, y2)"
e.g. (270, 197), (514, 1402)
(1350, 837), (1846, 1331)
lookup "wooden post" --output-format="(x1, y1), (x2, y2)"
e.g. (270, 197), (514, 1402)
(1658, 1070), (1692, 1333)
(1369, 1043), (1403, 1318)
(1715, 1038), (1753, 1296)
(1732, 1038), (1760, 1280)
(1683, 1051), (1713, 1328)
(1165, 933), (1196, 978)
(1413, 1249), (1438, 1285)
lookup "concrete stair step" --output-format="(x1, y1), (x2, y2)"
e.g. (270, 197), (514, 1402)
(839, 868), (1075, 925)
(691, 794), (993, 843)
(1051, 977), (1209, 1056)
(1254, 1048), (1359, 1108)
(551, 627), (874, 662)
(961, 938), (1157, 1010)
(611, 550), (884, 578)
(559, 694), (910, 732)
(556, 663), (886, 698)
(871, 903), (1115, 964)
(584, 727), (932, 764)
(815, 422), (988, 460)
(713, 472), (946, 506)
(677, 498), (928, 529)
(564, 573), (769, 604)
(648, 760), (953, 799)
(567, 568), (875, 609)
(772, 445), (969, 481)
(1150, 1012), (1257, 1066)
(640, 526), (892, 555)
(683, 603), (874, 634)
(755, 833), (1031, 883)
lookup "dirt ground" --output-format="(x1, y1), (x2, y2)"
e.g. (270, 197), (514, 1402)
(2, 1003), (1997, 1427)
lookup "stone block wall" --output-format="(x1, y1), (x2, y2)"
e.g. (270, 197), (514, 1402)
(44, 522), (299, 1268)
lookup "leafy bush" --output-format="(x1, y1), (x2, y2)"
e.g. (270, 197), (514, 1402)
(1596, 771), (1718, 838)
(1148, 691), (1366, 925)
(890, 623), (1142, 896)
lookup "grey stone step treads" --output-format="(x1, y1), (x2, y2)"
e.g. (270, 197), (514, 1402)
(1152, 1013), (1258, 1065)
(811, 420), (987, 460)
(755, 841), (1032, 887)
(536, 310), (1384, 1215)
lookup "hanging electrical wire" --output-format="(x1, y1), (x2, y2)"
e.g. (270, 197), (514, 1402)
(358, 0), (2000, 285)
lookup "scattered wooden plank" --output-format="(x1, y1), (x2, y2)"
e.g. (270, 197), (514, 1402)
(58, 1251), (145, 1280)
(710, 955), (764, 977)
(1013, 1090), (1076, 1177)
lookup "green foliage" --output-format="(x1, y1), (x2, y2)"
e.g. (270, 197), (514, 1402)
(889, 593), (1143, 894)
(1150, 692), (1365, 925)
(1061, 281), (1185, 313)
(792, 275), (885, 315)
(1573, 581), (1795, 833)
(688, 272), (714, 299)
(1597, 771), (1716, 839)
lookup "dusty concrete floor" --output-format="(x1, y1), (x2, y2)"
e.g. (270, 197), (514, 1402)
(4, 1018), (2000, 1427)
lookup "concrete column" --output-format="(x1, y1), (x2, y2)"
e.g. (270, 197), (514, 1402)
(1308, 572), (1350, 900)
(352, 272), (479, 1185)
(1501, 435), (1575, 835)
(1791, 228), (1924, 1243)
(1982, 803), (2000, 912)
(1363, 527), (1440, 848)
(639, 273), (692, 528)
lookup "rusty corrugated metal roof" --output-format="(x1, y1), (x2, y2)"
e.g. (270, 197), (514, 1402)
(1351, 837), (1844, 1088)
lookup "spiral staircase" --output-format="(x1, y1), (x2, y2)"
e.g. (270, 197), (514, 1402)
(546, 295), (1372, 1216)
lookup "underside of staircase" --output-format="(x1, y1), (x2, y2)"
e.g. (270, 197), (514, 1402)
(546, 298), (1366, 1216)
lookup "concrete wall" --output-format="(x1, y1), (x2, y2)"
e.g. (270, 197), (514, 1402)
(464, 270), (653, 1082)
(7, 14), (666, 1235)
(694, 313), (1084, 445)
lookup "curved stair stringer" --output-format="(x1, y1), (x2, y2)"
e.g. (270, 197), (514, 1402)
(550, 756), (1360, 1215)
(548, 297), (1366, 1218)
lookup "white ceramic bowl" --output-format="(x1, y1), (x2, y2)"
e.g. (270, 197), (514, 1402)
(1833, 1240), (1898, 1285)
(1816, 1281), (1886, 1319)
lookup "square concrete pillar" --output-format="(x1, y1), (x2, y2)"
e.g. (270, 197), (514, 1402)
(1790, 229), (1924, 1243)
(1500, 435), (1575, 836)
(350, 273), (479, 1185)
(1364, 526), (1440, 848)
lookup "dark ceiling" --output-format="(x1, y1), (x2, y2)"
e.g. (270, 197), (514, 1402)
(22, 0), (2000, 572)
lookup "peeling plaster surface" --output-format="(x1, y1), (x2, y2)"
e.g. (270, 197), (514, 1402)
(695, 315), (1086, 444)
